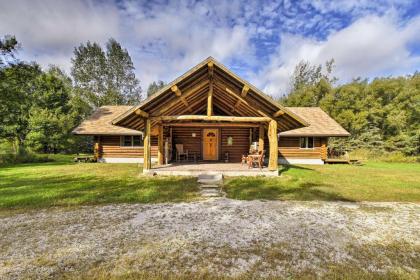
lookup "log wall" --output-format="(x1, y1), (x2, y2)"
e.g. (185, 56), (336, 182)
(99, 135), (158, 158)
(220, 127), (250, 162)
(278, 137), (327, 159)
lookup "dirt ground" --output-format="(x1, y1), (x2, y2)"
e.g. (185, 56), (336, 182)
(1, 199), (419, 279)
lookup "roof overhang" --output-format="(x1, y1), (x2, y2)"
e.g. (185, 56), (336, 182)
(112, 57), (308, 132)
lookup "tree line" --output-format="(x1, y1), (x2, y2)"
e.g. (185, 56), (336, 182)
(0, 35), (166, 155)
(1, 34), (418, 157)
(281, 60), (420, 156)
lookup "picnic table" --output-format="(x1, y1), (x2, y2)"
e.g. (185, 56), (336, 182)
(73, 156), (96, 163)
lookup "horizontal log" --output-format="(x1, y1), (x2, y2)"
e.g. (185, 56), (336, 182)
(163, 122), (260, 127)
(152, 115), (271, 122)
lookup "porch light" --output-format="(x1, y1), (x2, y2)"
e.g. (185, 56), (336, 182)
(227, 136), (233, 146)
(192, 133), (196, 137)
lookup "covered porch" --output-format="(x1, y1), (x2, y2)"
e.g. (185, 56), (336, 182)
(146, 162), (278, 177)
(111, 57), (308, 176)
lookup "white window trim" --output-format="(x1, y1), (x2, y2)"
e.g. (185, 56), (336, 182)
(299, 137), (315, 149)
(120, 135), (143, 148)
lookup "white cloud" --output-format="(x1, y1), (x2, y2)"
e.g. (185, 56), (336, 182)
(121, 0), (254, 88)
(0, 0), (120, 72)
(259, 14), (420, 97)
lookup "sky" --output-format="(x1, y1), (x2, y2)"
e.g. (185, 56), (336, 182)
(1, 0), (420, 97)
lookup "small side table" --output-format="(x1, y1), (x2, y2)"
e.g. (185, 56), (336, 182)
(188, 152), (197, 163)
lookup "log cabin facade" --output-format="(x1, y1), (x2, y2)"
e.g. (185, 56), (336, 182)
(73, 57), (349, 171)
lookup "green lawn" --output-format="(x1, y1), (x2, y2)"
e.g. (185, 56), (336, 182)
(0, 155), (198, 210)
(224, 162), (420, 202)
(1, 157), (419, 210)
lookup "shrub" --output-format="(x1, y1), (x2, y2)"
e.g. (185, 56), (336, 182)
(0, 147), (53, 165)
(349, 149), (419, 163)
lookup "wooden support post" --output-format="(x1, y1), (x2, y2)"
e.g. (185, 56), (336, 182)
(258, 125), (264, 152)
(268, 120), (278, 171)
(157, 124), (164, 165)
(143, 118), (151, 171)
(207, 80), (213, 116)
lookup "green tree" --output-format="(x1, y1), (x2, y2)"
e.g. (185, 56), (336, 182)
(25, 68), (75, 153)
(71, 38), (142, 110)
(0, 35), (18, 66)
(0, 63), (42, 148)
(147, 80), (166, 97)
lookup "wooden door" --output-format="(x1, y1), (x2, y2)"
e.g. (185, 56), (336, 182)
(203, 129), (218, 160)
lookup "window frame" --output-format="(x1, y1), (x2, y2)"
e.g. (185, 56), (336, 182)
(299, 137), (315, 149)
(120, 135), (144, 148)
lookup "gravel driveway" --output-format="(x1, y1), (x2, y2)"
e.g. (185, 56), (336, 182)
(1, 199), (419, 279)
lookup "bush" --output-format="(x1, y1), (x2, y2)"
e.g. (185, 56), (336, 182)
(0, 147), (53, 165)
(349, 149), (419, 163)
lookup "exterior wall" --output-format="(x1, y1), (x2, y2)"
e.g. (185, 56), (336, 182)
(172, 127), (202, 160)
(98, 135), (158, 159)
(94, 133), (328, 165)
(278, 137), (327, 165)
(220, 127), (250, 162)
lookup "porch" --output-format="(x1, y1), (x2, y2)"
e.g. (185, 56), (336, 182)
(144, 162), (278, 177)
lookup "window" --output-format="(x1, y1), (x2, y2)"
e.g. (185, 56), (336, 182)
(300, 137), (314, 149)
(121, 135), (143, 147)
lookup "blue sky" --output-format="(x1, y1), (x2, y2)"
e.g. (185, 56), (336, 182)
(1, 0), (420, 97)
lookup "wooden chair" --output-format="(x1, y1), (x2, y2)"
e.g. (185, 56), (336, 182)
(248, 150), (265, 169)
(175, 144), (188, 162)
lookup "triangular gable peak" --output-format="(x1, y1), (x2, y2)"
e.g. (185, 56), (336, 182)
(113, 57), (307, 131)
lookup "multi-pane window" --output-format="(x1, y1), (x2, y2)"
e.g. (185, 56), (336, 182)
(300, 137), (314, 149)
(121, 135), (143, 147)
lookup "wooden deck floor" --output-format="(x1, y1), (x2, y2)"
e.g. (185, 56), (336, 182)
(144, 162), (278, 177)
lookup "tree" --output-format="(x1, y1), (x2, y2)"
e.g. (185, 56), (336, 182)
(282, 60), (420, 156)
(0, 35), (19, 66)
(106, 38), (142, 104)
(147, 80), (166, 97)
(0, 63), (42, 148)
(71, 38), (142, 110)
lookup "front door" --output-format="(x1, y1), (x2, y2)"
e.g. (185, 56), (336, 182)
(203, 129), (218, 160)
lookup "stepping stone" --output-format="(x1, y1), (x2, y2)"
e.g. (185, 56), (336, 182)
(197, 174), (223, 185)
(200, 184), (220, 189)
(200, 189), (221, 197)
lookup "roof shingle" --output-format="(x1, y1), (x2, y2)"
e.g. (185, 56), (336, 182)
(280, 107), (350, 137)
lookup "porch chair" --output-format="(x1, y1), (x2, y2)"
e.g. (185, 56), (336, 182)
(175, 144), (188, 162)
(248, 150), (265, 169)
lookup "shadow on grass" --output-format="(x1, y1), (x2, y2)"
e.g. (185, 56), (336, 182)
(278, 164), (315, 175)
(224, 178), (354, 202)
(0, 173), (199, 210)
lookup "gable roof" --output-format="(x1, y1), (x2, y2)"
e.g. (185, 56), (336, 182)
(112, 56), (308, 132)
(72, 106), (142, 135)
(73, 106), (350, 137)
(280, 107), (350, 137)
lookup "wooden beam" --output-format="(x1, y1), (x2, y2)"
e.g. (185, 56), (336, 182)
(171, 85), (182, 97)
(143, 118), (151, 170)
(152, 115), (271, 122)
(241, 85), (249, 97)
(273, 110), (284, 118)
(217, 81), (271, 118)
(157, 124), (164, 165)
(163, 122), (260, 128)
(135, 109), (149, 118)
(160, 79), (208, 114)
(207, 79), (213, 116)
(259, 125), (265, 152)
(208, 61), (214, 77)
(268, 120), (278, 171)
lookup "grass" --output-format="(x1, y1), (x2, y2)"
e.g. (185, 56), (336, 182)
(224, 161), (420, 202)
(1, 156), (419, 210)
(0, 155), (199, 210)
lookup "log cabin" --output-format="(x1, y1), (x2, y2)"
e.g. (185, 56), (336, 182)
(72, 57), (349, 172)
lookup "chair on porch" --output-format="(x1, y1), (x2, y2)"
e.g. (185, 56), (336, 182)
(247, 150), (265, 169)
(175, 144), (189, 162)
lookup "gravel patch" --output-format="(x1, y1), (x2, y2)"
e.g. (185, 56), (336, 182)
(0, 199), (419, 279)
